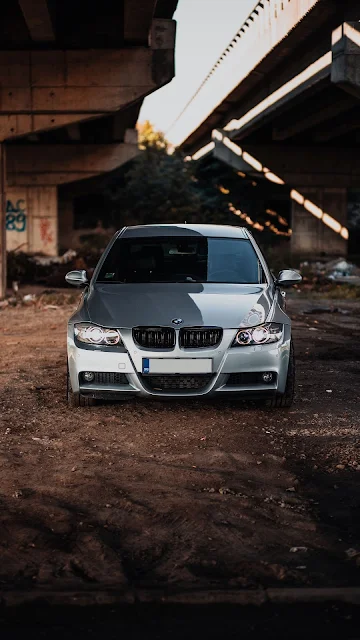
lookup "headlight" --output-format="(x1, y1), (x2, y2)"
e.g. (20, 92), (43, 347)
(232, 323), (283, 347)
(74, 323), (122, 346)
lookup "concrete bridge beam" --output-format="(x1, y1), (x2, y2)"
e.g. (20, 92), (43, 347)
(7, 140), (140, 187)
(244, 144), (360, 189)
(332, 22), (360, 100)
(0, 43), (175, 140)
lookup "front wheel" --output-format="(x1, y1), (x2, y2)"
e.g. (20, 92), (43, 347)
(266, 341), (295, 409)
(67, 365), (96, 407)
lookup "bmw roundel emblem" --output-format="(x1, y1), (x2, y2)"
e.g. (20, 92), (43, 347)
(172, 318), (183, 325)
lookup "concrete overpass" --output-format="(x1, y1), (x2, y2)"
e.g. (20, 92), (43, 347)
(0, 0), (178, 298)
(169, 0), (360, 258)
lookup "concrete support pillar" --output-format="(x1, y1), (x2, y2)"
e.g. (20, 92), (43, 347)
(291, 188), (348, 257)
(0, 144), (5, 298)
(6, 186), (57, 256)
(58, 195), (74, 252)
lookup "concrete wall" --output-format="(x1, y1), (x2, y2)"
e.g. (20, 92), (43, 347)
(58, 196), (74, 251)
(6, 186), (57, 255)
(291, 188), (348, 256)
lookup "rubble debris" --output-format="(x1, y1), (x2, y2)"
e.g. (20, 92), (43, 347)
(32, 249), (77, 267)
(302, 306), (350, 315)
(346, 548), (360, 559)
(23, 294), (37, 305)
(300, 258), (360, 286)
(0, 290), (79, 310)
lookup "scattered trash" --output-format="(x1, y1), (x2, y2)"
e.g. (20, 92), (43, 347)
(290, 547), (308, 553)
(300, 257), (360, 287)
(286, 487), (296, 492)
(327, 259), (360, 283)
(326, 390), (333, 394)
(23, 294), (37, 305)
(0, 289), (79, 310)
(346, 548), (360, 559)
(32, 249), (77, 267)
(31, 437), (50, 445)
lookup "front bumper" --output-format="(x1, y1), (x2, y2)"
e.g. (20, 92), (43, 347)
(68, 327), (291, 400)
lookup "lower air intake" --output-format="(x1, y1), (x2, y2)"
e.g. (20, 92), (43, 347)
(141, 374), (213, 391)
(93, 372), (128, 385)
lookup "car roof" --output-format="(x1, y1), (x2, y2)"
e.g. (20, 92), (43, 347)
(118, 224), (250, 239)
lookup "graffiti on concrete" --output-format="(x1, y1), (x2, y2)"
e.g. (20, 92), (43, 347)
(39, 218), (54, 247)
(6, 199), (27, 232)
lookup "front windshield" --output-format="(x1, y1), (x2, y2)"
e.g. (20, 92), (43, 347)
(97, 236), (266, 284)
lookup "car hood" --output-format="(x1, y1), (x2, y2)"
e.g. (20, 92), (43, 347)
(85, 282), (274, 329)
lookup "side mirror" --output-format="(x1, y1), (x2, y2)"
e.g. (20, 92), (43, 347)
(276, 269), (302, 287)
(65, 270), (88, 287)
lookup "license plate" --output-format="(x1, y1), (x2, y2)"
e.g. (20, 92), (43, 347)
(142, 358), (212, 375)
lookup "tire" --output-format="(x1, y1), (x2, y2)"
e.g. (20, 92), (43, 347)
(67, 365), (96, 407)
(266, 341), (295, 409)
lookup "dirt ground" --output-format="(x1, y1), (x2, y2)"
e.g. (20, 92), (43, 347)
(0, 292), (360, 596)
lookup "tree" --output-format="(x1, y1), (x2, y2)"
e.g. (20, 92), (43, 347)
(105, 122), (231, 227)
(138, 120), (167, 150)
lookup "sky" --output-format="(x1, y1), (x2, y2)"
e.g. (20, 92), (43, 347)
(139, 0), (258, 139)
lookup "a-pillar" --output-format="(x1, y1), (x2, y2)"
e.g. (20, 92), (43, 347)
(291, 187), (348, 257)
(6, 186), (57, 256)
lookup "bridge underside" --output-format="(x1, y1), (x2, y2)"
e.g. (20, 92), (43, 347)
(0, 0), (178, 297)
(179, 0), (360, 258)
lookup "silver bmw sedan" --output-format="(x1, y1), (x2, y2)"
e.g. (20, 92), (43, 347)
(66, 224), (301, 408)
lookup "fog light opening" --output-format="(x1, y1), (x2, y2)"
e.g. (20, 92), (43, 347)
(83, 371), (95, 383)
(262, 372), (274, 384)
